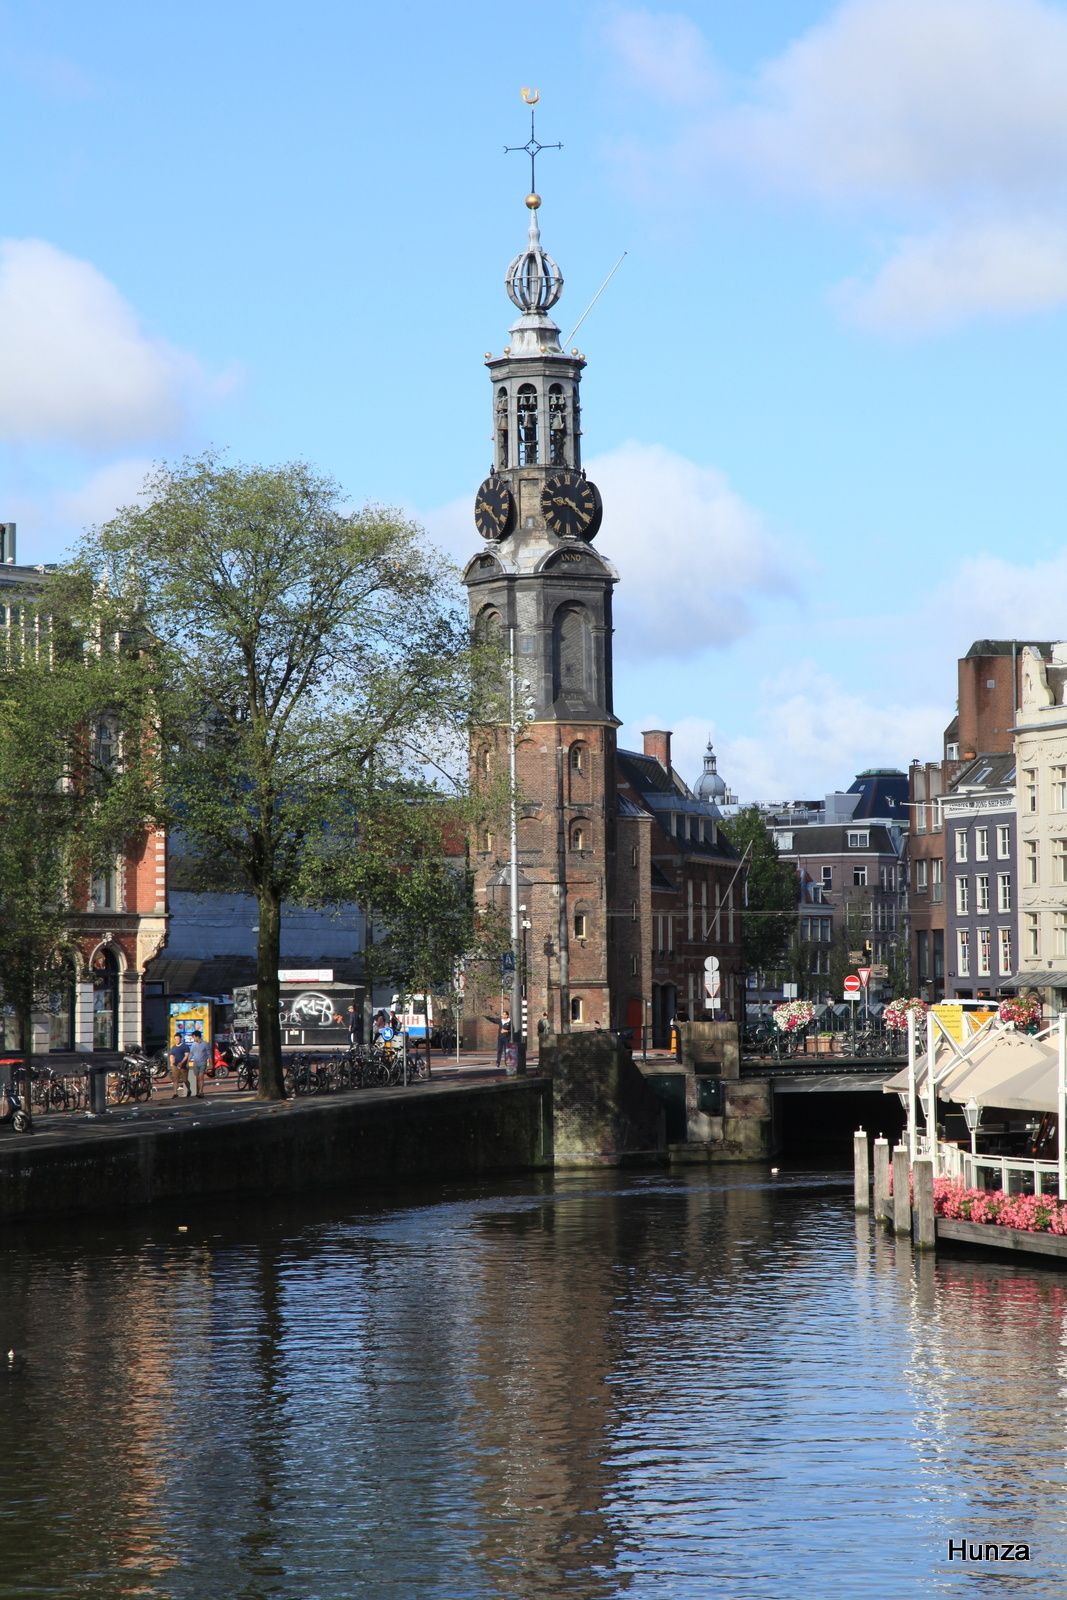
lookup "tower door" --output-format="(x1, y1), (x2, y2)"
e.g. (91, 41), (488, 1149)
(92, 948), (119, 1051)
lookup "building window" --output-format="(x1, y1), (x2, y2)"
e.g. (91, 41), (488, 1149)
(975, 827), (988, 861)
(955, 829), (968, 862)
(630, 954), (638, 975)
(821, 865), (832, 886)
(481, 828), (494, 853)
(915, 802), (927, 833)
(847, 831), (869, 848)
(932, 858), (943, 902)
(517, 383), (539, 464)
(630, 845), (638, 868)
(1027, 912), (1039, 959)
(1024, 769), (1038, 812)
(570, 743), (585, 775)
(916, 860), (928, 892)
(977, 927), (991, 977)
(91, 865), (115, 910)
(570, 996), (583, 1024)
(571, 823), (586, 852)
(1053, 766), (1067, 810)
(1057, 913), (1067, 959)
(1025, 839), (1038, 885)
(631, 899), (637, 923)
(975, 874), (989, 913)
(853, 866), (867, 887)
(956, 876), (969, 915)
(997, 872), (1012, 913)
(999, 926), (1013, 975)
(946, 742), (960, 760)
(997, 825), (1011, 859)
(573, 912), (587, 940)
(1054, 839), (1067, 885)
(957, 930), (970, 977)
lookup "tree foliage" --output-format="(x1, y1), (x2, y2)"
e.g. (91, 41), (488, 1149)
(86, 453), (502, 1098)
(720, 806), (798, 979)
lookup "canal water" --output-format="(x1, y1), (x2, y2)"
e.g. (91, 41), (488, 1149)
(1, 1168), (1065, 1599)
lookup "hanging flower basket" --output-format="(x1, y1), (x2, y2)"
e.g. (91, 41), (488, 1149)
(998, 996), (1041, 1028)
(883, 997), (929, 1032)
(772, 999), (815, 1033)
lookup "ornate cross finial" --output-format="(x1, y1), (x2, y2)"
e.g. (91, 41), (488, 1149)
(505, 88), (562, 202)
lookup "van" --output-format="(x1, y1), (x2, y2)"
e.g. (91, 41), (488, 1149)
(390, 994), (434, 1040)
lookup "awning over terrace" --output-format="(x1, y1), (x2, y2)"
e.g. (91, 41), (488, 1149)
(883, 1027), (1062, 1114)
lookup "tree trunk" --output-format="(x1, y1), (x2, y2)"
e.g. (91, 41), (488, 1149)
(256, 885), (285, 1100)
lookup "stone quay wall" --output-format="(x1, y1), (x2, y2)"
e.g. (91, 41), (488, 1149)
(0, 1080), (551, 1223)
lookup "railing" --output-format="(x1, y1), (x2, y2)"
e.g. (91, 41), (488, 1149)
(936, 1138), (1060, 1196)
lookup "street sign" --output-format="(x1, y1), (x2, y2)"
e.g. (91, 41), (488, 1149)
(500, 951), (515, 977)
(703, 954), (721, 1003)
(871, 963), (889, 979)
(857, 967), (872, 989)
(849, 950), (863, 962)
(843, 975), (862, 997)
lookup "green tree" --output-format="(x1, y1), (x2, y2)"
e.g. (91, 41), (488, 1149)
(720, 807), (798, 985)
(87, 454), (501, 1100)
(0, 572), (159, 1114)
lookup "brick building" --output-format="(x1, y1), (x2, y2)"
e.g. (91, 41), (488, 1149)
(0, 521), (167, 1053)
(909, 641), (1050, 1000)
(462, 180), (741, 1049)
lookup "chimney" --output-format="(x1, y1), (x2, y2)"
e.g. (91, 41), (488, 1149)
(642, 729), (672, 772)
(0, 522), (14, 565)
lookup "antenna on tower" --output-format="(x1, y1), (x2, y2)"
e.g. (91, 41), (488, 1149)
(564, 252), (628, 346)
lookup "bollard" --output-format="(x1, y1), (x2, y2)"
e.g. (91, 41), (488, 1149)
(892, 1145), (911, 1236)
(913, 1155), (936, 1251)
(853, 1127), (869, 1212)
(873, 1138), (890, 1224)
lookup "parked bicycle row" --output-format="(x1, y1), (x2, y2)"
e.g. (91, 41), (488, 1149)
(742, 1020), (902, 1059)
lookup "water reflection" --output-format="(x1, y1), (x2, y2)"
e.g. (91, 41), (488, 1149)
(1, 1174), (1067, 1597)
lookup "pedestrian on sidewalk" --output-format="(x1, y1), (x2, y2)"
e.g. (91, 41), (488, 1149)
(169, 1034), (191, 1099)
(187, 1031), (211, 1099)
(486, 1009), (511, 1071)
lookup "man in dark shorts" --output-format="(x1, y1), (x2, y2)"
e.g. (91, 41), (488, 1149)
(169, 1034), (191, 1099)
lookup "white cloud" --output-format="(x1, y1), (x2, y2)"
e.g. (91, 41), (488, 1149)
(420, 441), (790, 662)
(626, 666), (944, 802)
(603, 0), (1067, 330)
(54, 458), (154, 532)
(590, 441), (789, 658)
(721, 0), (1067, 205)
(602, 9), (719, 106)
(838, 219), (1067, 331)
(0, 239), (207, 448)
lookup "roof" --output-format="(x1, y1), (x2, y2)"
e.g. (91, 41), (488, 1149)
(845, 769), (909, 819)
(617, 748), (683, 797)
(774, 822), (900, 856)
(949, 752), (1016, 793)
(964, 639), (1054, 659)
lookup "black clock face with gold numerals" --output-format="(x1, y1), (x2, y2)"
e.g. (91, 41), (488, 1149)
(541, 472), (602, 540)
(474, 477), (515, 541)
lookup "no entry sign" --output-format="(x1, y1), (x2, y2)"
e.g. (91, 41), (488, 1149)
(843, 975), (862, 997)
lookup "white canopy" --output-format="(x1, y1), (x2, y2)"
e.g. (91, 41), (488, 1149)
(883, 1027), (1062, 1113)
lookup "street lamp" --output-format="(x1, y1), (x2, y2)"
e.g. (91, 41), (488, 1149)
(964, 1096), (981, 1159)
(507, 628), (535, 1075)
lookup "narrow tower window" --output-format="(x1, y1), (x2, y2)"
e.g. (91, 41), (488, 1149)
(495, 387), (509, 469)
(517, 384), (538, 464)
(548, 383), (567, 465)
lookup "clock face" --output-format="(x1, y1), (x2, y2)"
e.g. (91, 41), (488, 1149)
(474, 477), (515, 541)
(541, 472), (602, 540)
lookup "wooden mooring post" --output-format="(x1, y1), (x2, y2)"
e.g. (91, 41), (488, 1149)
(873, 1137), (890, 1224)
(853, 1127), (869, 1212)
(892, 1145), (911, 1236)
(913, 1155), (936, 1251)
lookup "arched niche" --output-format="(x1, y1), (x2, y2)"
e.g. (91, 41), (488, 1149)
(552, 603), (591, 701)
(90, 943), (123, 1052)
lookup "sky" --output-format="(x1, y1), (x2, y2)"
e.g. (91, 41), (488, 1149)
(4, 0), (1067, 802)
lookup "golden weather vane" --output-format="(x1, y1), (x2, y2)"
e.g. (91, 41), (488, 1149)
(505, 88), (561, 199)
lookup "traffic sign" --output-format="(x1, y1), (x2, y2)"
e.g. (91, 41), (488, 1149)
(843, 975), (862, 997)
(500, 951), (515, 977)
(857, 967), (872, 989)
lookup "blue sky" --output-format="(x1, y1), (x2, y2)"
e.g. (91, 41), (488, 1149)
(4, 0), (1067, 799)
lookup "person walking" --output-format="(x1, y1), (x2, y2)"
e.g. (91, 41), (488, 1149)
(169, 1033), (191, 1099)
(187, 1031), (211, 1099)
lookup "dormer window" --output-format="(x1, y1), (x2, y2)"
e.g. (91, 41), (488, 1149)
(847, 830), (869, 848)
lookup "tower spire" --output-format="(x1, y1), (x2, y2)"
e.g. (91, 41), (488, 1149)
(504, 88), (563, 205)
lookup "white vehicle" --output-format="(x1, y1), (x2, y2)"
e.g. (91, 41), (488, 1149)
(390, 994), (434, 1040)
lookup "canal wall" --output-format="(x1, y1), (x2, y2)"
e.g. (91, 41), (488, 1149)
(0, 1080), (550, 1222)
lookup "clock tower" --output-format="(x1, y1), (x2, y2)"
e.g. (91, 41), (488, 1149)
(464, 110), (618, 1046)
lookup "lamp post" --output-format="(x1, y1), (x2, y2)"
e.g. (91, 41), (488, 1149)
(507, 628), (536, 1075)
